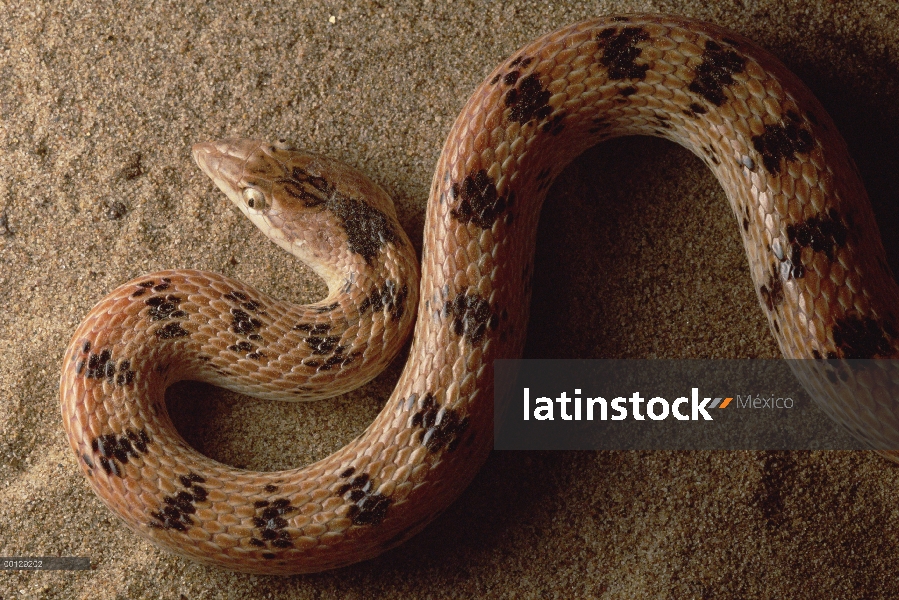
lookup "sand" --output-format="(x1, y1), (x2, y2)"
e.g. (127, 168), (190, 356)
(2, 0), (899, 597)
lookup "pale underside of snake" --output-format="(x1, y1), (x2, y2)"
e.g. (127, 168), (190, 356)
(60, 14), (899, 574)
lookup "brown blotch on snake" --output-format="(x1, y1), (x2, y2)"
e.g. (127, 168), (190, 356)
(450, 168), (508, 229)
(444, 292), (499, 344)
(596, 26), (649, 80)
(787, 209), (849, 262)
(504, 73), (552, 124)
(751, 112), (815, 174)
(251, 497), (297, 549)
(146, 294), (186, 321)
(283, 166), (400, 264)
(149, 472), (207, 532)
(89, 429), (151, 477)
(154, 321), (189, 339)
(341, 478), (392, 526)
(687, 39), (747, 106)
(358, 279), (408, 321)
(411, 393), (470, 453)
(230, 308), (263, 336)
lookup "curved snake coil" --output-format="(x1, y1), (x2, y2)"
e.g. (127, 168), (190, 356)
(61, 14), (899, 574)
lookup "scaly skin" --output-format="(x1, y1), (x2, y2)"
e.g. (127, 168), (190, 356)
(61, 15), (899, 574)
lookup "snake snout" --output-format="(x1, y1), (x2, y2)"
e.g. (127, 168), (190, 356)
(192, 138), (267, 193)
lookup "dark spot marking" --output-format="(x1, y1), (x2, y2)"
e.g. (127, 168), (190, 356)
(504, 73), (551, 124)
(179, 473), (205, 485)
(503, 70), (520, 86)
(334, 471), (393, 525)
(785, 210), (849, 278)
(752, 118), (814, 175)
(358, 280), (409, 321)
(620, 86), (637, 97)
(249, 495), (296, 550)
(264, 484), (278, 493)
(293, 323), (332, 334)
(115, 359), (135, 386)
(81, 348), (134, 385)
(229, 341), (255, 352)
(231, 308), (262, 336)
(490, 73), (501, 85)
(89, 429), (151, 478)
(688, 102), (709, 117)
(832, 315), (895, 358)
(444, 292), (498, 344)
(596, 27), (649, 80)
(341, 467), (356, 478)
(313, 302), (339, 313)
(687, 40), (746, 106)
(86, 349), (110, 378)
(350, 493), (391, 525)
(411, 393), (470, 453)
(305, 335), (341, 355)
(280, 169), (399, 264)
(146, 294), (183, 322)
(155, 322), (189, 339)
(742, 217), (750, 231)
(450, 169), (508, 229)
(337, 474), (370, 497)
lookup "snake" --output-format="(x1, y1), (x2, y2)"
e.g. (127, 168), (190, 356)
(60, 14), (899, 574)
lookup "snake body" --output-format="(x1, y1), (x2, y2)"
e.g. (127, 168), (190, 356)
(61, 15), (899, 574)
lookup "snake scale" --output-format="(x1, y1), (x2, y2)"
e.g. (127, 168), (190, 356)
(60, 14), (899, 574)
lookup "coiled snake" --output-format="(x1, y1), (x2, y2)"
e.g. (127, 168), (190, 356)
(60, 14), (899, 574)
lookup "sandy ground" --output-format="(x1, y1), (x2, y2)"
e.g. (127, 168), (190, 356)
(2, 0), (899, 597)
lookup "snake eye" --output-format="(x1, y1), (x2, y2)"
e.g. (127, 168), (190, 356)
(242, 187), (267, 211)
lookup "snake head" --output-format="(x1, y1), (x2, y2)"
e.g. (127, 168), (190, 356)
(192, 138), (405, 292)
